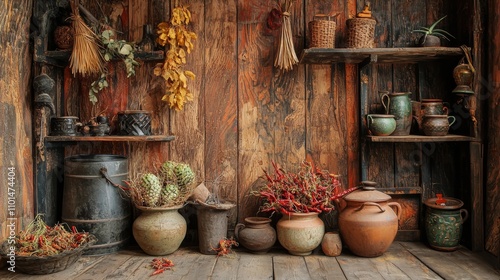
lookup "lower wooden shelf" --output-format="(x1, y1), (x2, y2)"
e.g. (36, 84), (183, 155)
(366, 134), (475, 142)
(45, 135), (175, 143)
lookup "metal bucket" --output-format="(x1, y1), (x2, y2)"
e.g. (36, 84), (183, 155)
(62, 154), (131, 255)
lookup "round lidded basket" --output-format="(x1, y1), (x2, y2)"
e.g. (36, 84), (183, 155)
(309, 14), (337, 48)
(346, 18), (376, 48)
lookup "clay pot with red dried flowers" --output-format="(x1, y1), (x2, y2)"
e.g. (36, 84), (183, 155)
(251, 161), (358, 256)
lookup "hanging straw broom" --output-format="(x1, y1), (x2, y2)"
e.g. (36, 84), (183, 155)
(69, 0), (104, 77)
(274, 0), (298, 71)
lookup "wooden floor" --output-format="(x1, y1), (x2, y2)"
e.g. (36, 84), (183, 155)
(1, 242), (499, 279)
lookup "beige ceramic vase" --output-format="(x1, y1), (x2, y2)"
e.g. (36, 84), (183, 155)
(277, 212), (325, 256)
(132, 205), (186, 256)
(321, 231), (342, 257)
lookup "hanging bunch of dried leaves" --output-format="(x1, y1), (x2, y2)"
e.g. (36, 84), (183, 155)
(154, 5), (197, 111)
(274, 0), (298, 71)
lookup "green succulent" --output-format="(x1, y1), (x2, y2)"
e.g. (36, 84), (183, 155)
(412, 15), (455, 41)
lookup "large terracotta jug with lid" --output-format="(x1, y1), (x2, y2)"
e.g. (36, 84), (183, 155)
(338, 181), (402, 257)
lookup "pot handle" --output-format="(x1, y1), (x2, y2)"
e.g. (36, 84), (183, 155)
(381, 93), (390, 114)
(234, 223), (245, 240)
(460, 209), (469, 224)
(99, 167), (128, 192)
(388, 202), (402, 220)
(448, 116), (456, 127)
(356, 202), (385, 213)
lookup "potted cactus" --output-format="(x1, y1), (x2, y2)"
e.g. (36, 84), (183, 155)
(127, 161), (196, 256)
(412, 15), (455, 47)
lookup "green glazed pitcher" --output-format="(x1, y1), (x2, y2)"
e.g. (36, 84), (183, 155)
(381, 92), (412, 136)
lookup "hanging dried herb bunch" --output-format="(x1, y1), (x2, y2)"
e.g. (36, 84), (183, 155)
(274, 0), (299, 71)
(69, 0), (104, 77)
(154, 6), (197, 111)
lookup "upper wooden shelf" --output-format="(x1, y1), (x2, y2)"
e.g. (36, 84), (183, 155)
(299, 47), (464, 65)
(366, 134), (475, 143)
(35, 50), (165, 66)
(45, 135), (175, 143)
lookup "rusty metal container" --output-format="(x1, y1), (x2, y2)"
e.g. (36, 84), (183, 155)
(62, 154), (131, 255)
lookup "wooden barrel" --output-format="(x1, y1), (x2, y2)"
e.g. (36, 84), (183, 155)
(62, 154), (131, 255)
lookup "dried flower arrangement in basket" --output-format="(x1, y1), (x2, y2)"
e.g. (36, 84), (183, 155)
(127, 160), (196, 208)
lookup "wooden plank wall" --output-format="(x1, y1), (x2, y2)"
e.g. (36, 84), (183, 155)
(486, 0), (500, 259)
(0, 0), (34, 240)
(19, 0), (485, 245)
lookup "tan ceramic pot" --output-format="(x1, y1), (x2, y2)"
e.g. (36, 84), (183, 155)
(133, 205), (186, 256)
(277, 212), (324, 256)
(338, 183), (401, 257)
(321, 231), (342, 257)
(235, 217), (276, 254)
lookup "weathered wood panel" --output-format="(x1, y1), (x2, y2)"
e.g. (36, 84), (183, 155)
(237, 0), (277, 221)
(486, 0), (500, 258)
(203, 0), (238, 228)
(0, 0), (34, 241)
(306, 0), (348, 183)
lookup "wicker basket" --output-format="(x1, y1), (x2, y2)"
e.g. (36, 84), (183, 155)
(1, 236), (96, 275)
(309, 15), (336, 48)
(117, 110), (152, 136)
(346, 18), (376, 48)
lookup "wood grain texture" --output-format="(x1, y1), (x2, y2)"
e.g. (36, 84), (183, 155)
(237, 0), (277, 221)
(203, 0), (238, 228)
(170, 0), (205, 189)
(306, 0), (348, 187)
(486, 0), (500, 257)
(0, 0), (34, 241)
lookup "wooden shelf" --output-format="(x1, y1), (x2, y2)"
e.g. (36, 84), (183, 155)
(35, 50), (164, 66)
(45, 135), (175, 143)
(366, 134), (474, 143)
(299, 47), (464, 65)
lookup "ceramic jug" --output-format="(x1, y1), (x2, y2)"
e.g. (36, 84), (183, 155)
(381, 92), (412, 136)
(337, 181), (401, 257)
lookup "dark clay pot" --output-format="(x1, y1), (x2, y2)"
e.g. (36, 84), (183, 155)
(419, 34), (441, 47)
(235, 217), (276, 254)
(421, 115), (456, 136)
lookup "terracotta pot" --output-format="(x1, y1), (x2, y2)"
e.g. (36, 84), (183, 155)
(133, 205), (186, 255)
(321, 231), (342, 257)
(338, 182), (401, 257)
(276, 212), (325, 256)
(235, 217), (276, 254)
(424, 197), (468, 251)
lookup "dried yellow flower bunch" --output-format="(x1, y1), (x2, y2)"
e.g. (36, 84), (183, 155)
(154, 6), (197, 111)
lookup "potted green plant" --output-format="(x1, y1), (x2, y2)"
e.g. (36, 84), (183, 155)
(251, 161), (357, 255)
(127, 161), (196, 256)
(412, 15), (455, 47)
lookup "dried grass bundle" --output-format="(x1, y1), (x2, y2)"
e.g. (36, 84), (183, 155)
(274, 0), (298, 71)
(69, 0), (104, 77)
